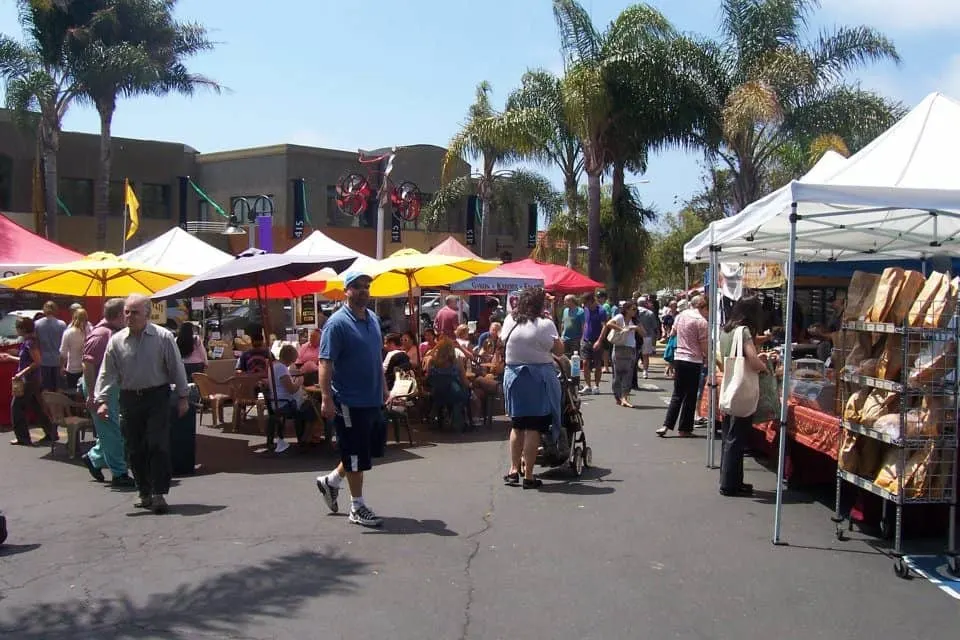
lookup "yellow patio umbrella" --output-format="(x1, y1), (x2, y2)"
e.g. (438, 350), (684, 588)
(324, 248), (499, 333)
(0, 251), (191, 297)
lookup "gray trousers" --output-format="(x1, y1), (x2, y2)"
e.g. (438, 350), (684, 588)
(612, 346), (636, 401)
(119, 386), (172, 496)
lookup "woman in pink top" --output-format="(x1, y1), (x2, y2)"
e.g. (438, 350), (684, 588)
(294, 329), (321, 386)
(657, 295), (709, 437)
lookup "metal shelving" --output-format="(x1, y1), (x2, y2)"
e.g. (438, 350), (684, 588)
(834, 310), (959, 579)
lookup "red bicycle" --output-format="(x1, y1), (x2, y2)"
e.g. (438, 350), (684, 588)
(336, 149), (422, 221)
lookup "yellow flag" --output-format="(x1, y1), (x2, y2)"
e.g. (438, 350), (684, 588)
(124, 179), (140, 241)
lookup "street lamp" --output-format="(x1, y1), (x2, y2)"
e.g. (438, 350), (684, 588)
(230, 195), (274, 249)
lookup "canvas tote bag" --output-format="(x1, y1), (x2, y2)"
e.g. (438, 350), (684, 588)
(718, 326), (760, 417)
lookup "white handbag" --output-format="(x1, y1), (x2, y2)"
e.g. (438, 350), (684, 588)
(718, 326), (760, 417)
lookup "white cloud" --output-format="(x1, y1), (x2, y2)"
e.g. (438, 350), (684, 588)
(820, 0), (960, 31)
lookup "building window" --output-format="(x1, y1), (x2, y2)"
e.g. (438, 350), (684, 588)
(139, 183), (171, 219)
(59, 178), (93, 216)
(0, 154), (12, 210)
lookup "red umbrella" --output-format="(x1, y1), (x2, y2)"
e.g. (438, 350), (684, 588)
(490, 259), (603, 293)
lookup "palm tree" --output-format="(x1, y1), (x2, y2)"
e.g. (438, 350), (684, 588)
(62, 0), (220, 248)
(696, 0), (903, 212)
(506, 69), (583, 267)
(0, 0), (83, 240)
(553, 0), (697, 282)
(425, 81), (557, 258)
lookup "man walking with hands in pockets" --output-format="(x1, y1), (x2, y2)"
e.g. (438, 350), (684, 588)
(95, 294), (190, 514)
(315, 271), (389, 527)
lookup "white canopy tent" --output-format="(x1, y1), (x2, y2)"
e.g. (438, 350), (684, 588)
(684, 92), (960, 546)
(284, 229), (372, 268)
(121, 227), (234, 275)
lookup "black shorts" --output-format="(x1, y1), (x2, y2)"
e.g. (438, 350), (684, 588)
(512, 415), (552, 433)
(580, 340), (597, 365)
(333, 402), (386, 473)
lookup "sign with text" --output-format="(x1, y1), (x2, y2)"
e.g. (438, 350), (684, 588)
(150, 301), (167, 325)
(391, 211), (402, 243)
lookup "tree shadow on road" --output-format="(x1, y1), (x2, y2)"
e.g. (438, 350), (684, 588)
(0, 548), (367, 640)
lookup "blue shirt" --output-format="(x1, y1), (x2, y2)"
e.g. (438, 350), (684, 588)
(35, 316), (66, 367)
(582, 305), (608, 342)
(319, 305), (384, 408)
(561, 307), (585, 341)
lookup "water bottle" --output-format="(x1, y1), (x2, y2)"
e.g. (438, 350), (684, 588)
(570, 351), (582, 380)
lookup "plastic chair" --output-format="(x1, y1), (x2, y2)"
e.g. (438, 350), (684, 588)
(41, 391), (93, 459)
(191, 372), (231, 427)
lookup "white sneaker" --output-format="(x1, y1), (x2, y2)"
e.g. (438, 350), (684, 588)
(315, 476), (339, 513)
(643, 371), (649, 380)
(274, 438), (290, 453)
(593, 387), (601, 395)
(580, 386), (592, 395)
(349, 504), (383, 528)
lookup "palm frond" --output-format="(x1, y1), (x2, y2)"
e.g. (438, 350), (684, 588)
(498, 167), (563, 220)
(0, 35), (36, 78)
(807, 133), (848, 163)
(421, 175), (473, 230)
(784, 85), (905, 153)
(552, 0), (602, 67)
(722, 80), (783, 142)
(603, 3), (674, 54)
(810, 26), (900, 83)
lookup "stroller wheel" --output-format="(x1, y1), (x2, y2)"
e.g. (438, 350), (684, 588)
(583, 446), (593, 468)
(571, 448), (583, 477)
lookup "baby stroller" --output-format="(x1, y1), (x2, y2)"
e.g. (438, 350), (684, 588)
(535, 355), (592, 476)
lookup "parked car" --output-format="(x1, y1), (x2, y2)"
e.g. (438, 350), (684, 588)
(0, 310), (43, 347)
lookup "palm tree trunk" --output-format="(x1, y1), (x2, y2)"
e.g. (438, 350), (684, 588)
(94, 98), (116, 250)
(609, 160), (627, 296)
(732, 151), (758, 213)
(479, 195), (491, 259)
(564, 176), (578, 268)
(586, 170), (602, 281)
(40, 119), (60, 241)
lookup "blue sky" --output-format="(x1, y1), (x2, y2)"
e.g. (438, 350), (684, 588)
(1, 0), (958, 220)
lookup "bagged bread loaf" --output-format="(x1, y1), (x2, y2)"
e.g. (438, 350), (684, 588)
(902, 444), (938, 499)
(874, 448), (901, 492)
(908, 271), (949, 326)
(922, 275), (958, 328)
(859, 389), (899, 426)
(867, 267), (906, 322)
(871, 413), (901, 439)
(887, 270), (926, 325)
(843, 388), (870, 422)
(845, 271), (881, 321)
(909, 340), (957, 386)
(876, 336), (903, 381)
(857, 358), (879, 377)
(858, 439), (885, 478)
(838, 431), (860, 473)
(918, 395), (946, 437)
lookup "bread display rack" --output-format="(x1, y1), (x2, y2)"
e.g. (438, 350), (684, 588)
(832, 282), (959, 579)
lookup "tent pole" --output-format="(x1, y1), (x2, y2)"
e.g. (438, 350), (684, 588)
(773, 202), (798, 546)
(706, 224), (718, 469)
(684, 263), (690, 290)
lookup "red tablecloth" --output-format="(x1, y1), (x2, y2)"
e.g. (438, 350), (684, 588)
(0, 359), (17, 427)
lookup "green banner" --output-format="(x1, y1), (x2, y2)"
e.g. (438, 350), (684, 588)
(188, 179), (228, 218)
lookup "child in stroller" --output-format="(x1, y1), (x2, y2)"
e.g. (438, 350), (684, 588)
(535, 355), (592, 476)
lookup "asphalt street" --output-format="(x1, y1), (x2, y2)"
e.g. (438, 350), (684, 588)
(1, 369), (957, 639)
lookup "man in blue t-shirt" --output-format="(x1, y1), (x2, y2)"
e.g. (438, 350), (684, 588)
(315, 271), (387, 528)
(560, 294), (585, 355)
(580, 291), (608, 394)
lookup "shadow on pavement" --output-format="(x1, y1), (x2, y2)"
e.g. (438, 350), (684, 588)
(125, 504), (227, 518)
(0, 548), (367, 640)
(536, 466), (618, 495)
(0, 543), (41, 558)
(363, 517), (458, 536)
(194, 434), (423, 475)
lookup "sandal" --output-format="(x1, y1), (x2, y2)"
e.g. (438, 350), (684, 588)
(522, 477), (543, 490)
(503, 472), (520, 486)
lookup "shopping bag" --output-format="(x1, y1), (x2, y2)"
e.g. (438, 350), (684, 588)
(663, 334), (677, 363)
(718, 326), (760, 417)
(752, 359), (780, 424)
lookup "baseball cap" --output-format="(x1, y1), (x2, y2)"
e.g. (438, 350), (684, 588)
(342, 270), (371, 289)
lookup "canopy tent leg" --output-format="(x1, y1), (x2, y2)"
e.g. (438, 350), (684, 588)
(706, 227), (719, 469)
(773, 203), (798, 546)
